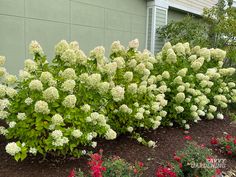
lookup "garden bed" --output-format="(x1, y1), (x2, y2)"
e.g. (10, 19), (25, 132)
(0, 117), (235, 177)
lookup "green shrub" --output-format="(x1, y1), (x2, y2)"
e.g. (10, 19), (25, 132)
(0, 39), (235, 161)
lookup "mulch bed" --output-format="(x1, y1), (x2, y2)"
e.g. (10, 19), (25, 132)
(0, 117), (235, 177)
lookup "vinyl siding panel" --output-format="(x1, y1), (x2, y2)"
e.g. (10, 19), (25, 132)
(168, 0), (218, 14)
(155, 8), (166, 53)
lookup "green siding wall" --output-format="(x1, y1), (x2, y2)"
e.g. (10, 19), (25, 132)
(155, 8), (166, 53)
(168, 8), (191, 23)
(0, 0), (147, 74)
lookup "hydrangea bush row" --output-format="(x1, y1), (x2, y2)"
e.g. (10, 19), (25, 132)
(0, 39), (235, 160)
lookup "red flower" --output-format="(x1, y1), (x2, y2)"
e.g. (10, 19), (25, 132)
(215, 169), (221, 175)
(234, 139), (236, 145)
(88, 151), (106, 177)
(138, 161), (144, 168)
(184, 136), (192, 141)
(227, 151), (232, 155)
(68, 168), (75, 177)
(134, 168), (138, 174)
(226, 145), (231, 150)
(179, 163), (183, 169)
(156, 166), (177, 177)
(173, 156), (181, 162)
(225, 134), (232, 141)
(210, 137), (218, 145)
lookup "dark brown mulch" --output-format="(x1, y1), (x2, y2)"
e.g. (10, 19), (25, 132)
(0, 117), (235, 177)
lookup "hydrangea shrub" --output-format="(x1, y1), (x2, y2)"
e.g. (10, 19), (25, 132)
(0, 39), (235, 160)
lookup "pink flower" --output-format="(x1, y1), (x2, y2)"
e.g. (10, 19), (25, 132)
(184, 136), (192, 141)
(68, 168), (75, 177)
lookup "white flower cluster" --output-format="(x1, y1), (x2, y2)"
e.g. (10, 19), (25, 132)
(51, 130), (69, 147)
(29, 40), (44, 56)
(43, 87), (59, 102)
(34, 100), (50, 114)
(5, 142), (21, 156)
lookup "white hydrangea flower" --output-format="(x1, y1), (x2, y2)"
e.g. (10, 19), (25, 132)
(91, 141), (97, 148)
(0, 99), (10, 110)
(137, 137), (143, 143)
(61, 49), (76, 65)
(185, 124), (190, 130)
(61, 80), (76, 93)
(29, 80), (43, 91)
(19, 70), (31, 81)
(173, 76), (182, 84)
(52, 114), (64, 125)
(216, 113), (224, 120)
(111, 40), (125, 53)
(114, 57), (125, 69)
(25, 97), (33, 105)
(190, 105), (198, 112)
(72, 129), (83, 138)
(81, 104), (91, 112)
(86, 73), (101, 88)
(211, 48), (226, 61)
(29, 40), (44, 56)
(135, 112), (144, 120)
(29, 147), (37, 155)
(105, 129), (117, 140)
(147, 140), (156, 148)
(123, 71), (133, 82)
(102, 62), (117, 76)
(111, 86), (125, 102)
(175, 106), (184, 113)
(34, 100), (50, 114)
(40, 72), (53, 84)
(127, 59), (137, 68)
(0, 126), (8, 135)
(228, 82), (236, 88)
(160, 110), (167, 117)
(175, 92), (185, 103)
(52, 137), (69, 147)
(127, 83), (138, 94)
(0, 110), (9, 119)
(198, 48), (210, 61)
(177, 85), (185, 92)
(129, 39), (139, 49)
(75, 49), (87, 65)
(173, 43), (185, 56)
(69, 41), (79, 50)
(208, 105), (217, 112)
(51, 130), (63, 139)
(5, 142), (21, 156)
(24, 59), (37, 72)
(0, 85), (6, 98)
(55, 40), (69, 56)
(119, 104), (132, 114)
(61, 68), (77, 80)
(98, 82), (110, 94)
(43, 87), (59, 102)
(9, 121), (16, 128)
(6, 87), (17, 98)
(177, 68), (188, 77)
(17, 113), (26, 120)
(127, 126), (134, 132)
(4, 74), (17, 85)
(162, 71), (170, 79)
(166, 48), (177, 64)
(62, 95), (77, 108)
(90, 46), (105, 62)
(207, 113), (214, 120)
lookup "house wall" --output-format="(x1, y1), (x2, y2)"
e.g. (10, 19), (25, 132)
(168, 0), (218, 15)
(0, 0), (147, 74)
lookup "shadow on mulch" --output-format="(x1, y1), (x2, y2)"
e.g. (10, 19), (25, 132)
(0, 117), (235, 177)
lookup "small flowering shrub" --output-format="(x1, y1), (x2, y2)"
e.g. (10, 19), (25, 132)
(156, 141), (221, 177)
(0, 38), (235, 160)
(211, 134), (236, 157)
(68, 150), (145, 177)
